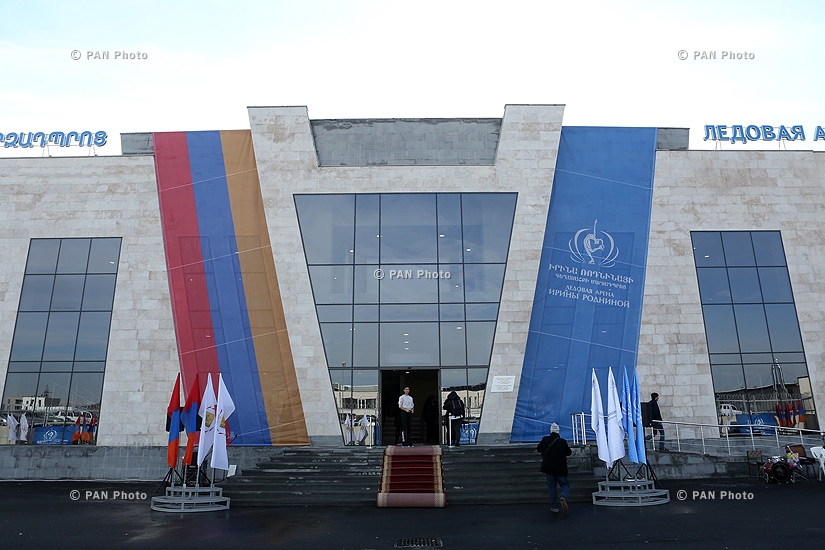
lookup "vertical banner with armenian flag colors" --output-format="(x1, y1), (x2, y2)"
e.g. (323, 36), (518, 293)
(153, 130), (308, 446)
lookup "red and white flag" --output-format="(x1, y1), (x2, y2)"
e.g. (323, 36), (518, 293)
(211, 374), (236, 471)
(197, 374), (217, 466)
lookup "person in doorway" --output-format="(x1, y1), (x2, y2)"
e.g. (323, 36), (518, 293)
(645, 392), (667, 450)
(442, 391), (465, 446)
(422, 396), (440, 445)
(398, 386), (414, 446)
(536, 423), (571, 515)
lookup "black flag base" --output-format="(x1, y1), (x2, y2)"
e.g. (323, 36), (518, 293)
(183, 462), (211, 487)
(606, 460), (659, 483)
(155, 466), (184, 494)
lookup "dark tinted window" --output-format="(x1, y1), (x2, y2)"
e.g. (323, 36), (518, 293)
(692, 231), (812, 418)
(2, 238), (120, 444)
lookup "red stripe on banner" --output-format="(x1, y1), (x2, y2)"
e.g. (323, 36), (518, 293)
(153, 132), (220, 395)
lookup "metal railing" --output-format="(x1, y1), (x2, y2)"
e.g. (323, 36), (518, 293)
(570, 412), (825, 456)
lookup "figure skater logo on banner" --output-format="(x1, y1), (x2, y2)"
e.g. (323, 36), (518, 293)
(569, 219), (619, 267)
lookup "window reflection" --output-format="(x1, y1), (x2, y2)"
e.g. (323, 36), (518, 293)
(9, 313), (49, 361)
(380, 322), (439, 367)
(43, 312), (80, 361)
(462, 194), (517, 263)
(721, 232), (755, 267)
(51, 276), (85, 311)
(57, 239), (90, 274)
(295, 195), (355, 265)
(437, 194), (463, 263)
(19, 275), (54, 311)
(696, 268), (730, 304)
(2, 238), (118, 444)
(380, 194), (437, 263)
(693, 231), (815, 423)
(25, 240), (60, 274)
(691, 232), (724, 267)
(330, 369), (379, 445)
(87, 238), (121, 274)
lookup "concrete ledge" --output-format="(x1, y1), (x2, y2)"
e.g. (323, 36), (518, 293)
(0, 446), (278, 481)
(476, 432), (511, 445)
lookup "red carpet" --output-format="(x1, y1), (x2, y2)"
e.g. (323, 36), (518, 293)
(376, 446), (446, 508)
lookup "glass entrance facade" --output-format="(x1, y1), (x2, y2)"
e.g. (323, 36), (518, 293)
(295, 193), (517, 443)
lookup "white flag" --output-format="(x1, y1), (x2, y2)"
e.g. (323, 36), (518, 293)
(18, 413), (29, 442)
(197, 374), (217, 466)
(7, 414), (18, 443)
(210, 374), (236, 471)
(606, 367), (626, 467)
(590, 369), (609, 465)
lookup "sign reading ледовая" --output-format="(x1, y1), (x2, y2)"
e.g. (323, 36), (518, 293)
(1, 131), (107, 148)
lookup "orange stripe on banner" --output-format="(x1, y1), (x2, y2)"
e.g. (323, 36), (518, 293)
(220, 130), (309, 445)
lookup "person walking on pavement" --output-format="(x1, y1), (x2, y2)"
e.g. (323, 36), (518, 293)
(536, 422), (572, 515)
(645, 392), (667, 450)
(398, 386), (414, 447)
(442, 391), (465, 446)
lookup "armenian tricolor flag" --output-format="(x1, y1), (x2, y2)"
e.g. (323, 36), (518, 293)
(153, 131), (308, 446)
(167, 374), (182, 468)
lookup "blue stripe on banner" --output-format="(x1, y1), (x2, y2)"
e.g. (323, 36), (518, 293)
(186, 131), (271, 445)
(511, 127), (658, 442)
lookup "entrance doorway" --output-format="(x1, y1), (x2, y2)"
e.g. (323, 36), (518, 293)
(380, 370), (439, 446)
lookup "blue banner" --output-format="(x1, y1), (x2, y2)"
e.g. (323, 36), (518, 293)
(33, 426), (77, 445)
(511, 127), (658, 442)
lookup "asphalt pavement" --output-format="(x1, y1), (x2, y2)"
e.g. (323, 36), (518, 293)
(1, 475), (823, 549)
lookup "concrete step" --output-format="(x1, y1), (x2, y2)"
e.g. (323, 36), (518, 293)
(220, 444), (599, 507)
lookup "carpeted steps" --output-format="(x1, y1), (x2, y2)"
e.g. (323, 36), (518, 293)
(376, 446), (446, 507)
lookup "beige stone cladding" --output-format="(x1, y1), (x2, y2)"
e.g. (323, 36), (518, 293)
(0, 155), (179, 446)
(641, 150), (825, 438)
(249, 105), (564, 444)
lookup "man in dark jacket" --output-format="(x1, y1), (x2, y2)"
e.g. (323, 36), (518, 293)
(535, 422), (572, 514)
(442, 391), (465, 446)
(645, 392), (667, 451)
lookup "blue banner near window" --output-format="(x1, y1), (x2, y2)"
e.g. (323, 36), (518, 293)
(511, 127), (658, 442)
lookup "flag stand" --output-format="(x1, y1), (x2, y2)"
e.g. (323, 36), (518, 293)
(150, 372), (233, 512)
(593, 459), (669, 506)
(151, 453), (229, 512)
(155, 466), (183, 494)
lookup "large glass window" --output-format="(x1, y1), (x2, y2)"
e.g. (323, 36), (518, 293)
(692, 231), (816, 427)
(1, 238), (121, 445)
(297, 193), (517, 443)
(331, 369), (379, 446)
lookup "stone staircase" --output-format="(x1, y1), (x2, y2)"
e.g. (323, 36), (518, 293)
(220, 446), (386, 506)
(219, 444), (600, 507)
(439, 444), (598, 506)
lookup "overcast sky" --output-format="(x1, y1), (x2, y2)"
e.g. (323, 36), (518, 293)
(1, 0), (824, 156)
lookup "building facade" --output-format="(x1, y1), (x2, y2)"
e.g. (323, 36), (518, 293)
(0, 104), (821, 449)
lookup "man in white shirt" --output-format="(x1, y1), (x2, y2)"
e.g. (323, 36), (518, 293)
(398, 387), (414, 447)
